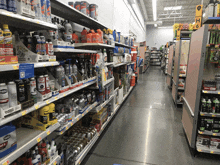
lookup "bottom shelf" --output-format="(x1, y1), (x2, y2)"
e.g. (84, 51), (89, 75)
(74, 86), (135, 165)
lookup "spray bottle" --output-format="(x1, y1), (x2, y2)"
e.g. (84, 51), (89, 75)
(201, 98), (206, 112)
(207, 99), (212, 113)
(56, 61), (66, 88)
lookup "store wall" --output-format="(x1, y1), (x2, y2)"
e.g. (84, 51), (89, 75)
(62, 0), (146, 42)
(146, 25), (174, 49)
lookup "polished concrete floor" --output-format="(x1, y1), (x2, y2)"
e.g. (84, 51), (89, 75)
(82, 66), (220, 165)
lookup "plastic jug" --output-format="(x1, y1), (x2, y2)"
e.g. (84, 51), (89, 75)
(81, 28), (88, 43)
(97, 29), (103, 43)
(86, 32), (92, 43)
(92, 33), (100, 43)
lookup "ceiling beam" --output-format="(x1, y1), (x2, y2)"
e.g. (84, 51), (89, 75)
(139, 0), (148, 21)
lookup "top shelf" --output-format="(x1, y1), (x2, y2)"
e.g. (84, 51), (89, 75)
(51, 0), (108, 29)
(203, 17), (220, 24)
(0, 9), (57, 31)
(115, 42), (132, 48)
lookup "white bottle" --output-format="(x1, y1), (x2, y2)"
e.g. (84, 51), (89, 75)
(51, 139), (56, 156)
(31, 151), (39, 165)
(35, 146), (42, 164)
(47, 142), (52, 158)
(64, 20), (72, 42)
(7, 81), (17, 107)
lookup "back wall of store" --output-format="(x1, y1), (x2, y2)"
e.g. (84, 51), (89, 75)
(62, 0), (146, 42)
(146, 25), (173, 49)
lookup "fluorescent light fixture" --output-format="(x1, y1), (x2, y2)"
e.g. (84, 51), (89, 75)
(203, 13), (205, 17)
(154, 24), (157, 27)
(152, 0), (157, 21)
(164, 6), (182, 11)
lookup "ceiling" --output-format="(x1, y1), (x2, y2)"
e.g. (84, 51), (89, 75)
(137, 0), (210, 27)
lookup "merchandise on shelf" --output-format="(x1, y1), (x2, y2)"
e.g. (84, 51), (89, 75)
(21, 103), (58, 131)
(11, 137), (60, 165)
(200, 96), (220, 113)
(178, 78), (185, 88)
(0, 123), (17, 158)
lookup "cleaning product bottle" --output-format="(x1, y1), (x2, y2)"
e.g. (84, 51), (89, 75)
(81, 28), (87, 43)
(40, 33), (46, 55)
(64, 20), (72, 42)
(72, 32), (79, 43)
(66, 59), (74, 84)
(56, 18), (64, 41)
(25, 32), (33, 51)
(207, 99), (212, 113)
(201, 98), (207, 112)
(51, 139), (56, 156)
(3, 24), (13, 56)
(92, 32), (99, 43)
(56, 62), (66, 88)
(46, 141), (51, 158)
(97, 29), (103, 43)
(86, 32), (92, 43)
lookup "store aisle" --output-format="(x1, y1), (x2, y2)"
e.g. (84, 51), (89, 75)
(82, 66), (220, 165)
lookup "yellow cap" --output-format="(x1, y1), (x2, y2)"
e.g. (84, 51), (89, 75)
(3, 24), (8, 29)
(49, 103), (55, 109)
(41, 106), (49, 112)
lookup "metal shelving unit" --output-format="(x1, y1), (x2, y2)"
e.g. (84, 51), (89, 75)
(114, 42), (132, 48)
(92, 94), (115, 113)
(171, 40), (190, 106)
(166, 45), (175, 88)
(0, 62), (60, 72)
(104, 62), (114, 66)
(54, 48), (97, 53)
(103, 77), (114, 86)
(0, 9), (57, 31)
(74, 86), (135, 165)
(73, 43), (115, 49)
(55, 102), (98, 135)
(0, 123), (60, 165)
(0, 77), (97, 126)
(50, 0), (107, 29)
(181, 25), (216, 154)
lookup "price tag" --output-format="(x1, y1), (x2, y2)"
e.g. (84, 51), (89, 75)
(82, 114), (84, 117)
(203, 91), (208, 93)
(213, 133), (217, 136)
(36, 21), (40, 24)
(60, 131), (63, 135)
(55, 97), (58, 100)
(43, 64), (46, 67)
(212, 114), (216, 117)
(37, 137), (41, 143)
(52, 63), (54, 66)
(211, 151), (214, 154)
(206, 44), (210, 47)
(77, 118), (79, 121)
(199, 131), (203, 134)
(71, 123), (73, 126)
(218, 92), (220, 94)
(3, 161), (9, 165)
(63, 93), (66, 97)
(47, 131), (51, 135)
(21, 110), (27, 116)
(46, 100), (50, 104)
(13, 65), (19, 70)
(215, 45), (219, 48)
(35, 105), (39, 110)
(179, 75), (182, 77)
(66, 126), (69, 130)
(79, 161), (81, 164)
(201, 113), (205, 116)
(87, 110), (88, 113)
(198, 149), (202, 152)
